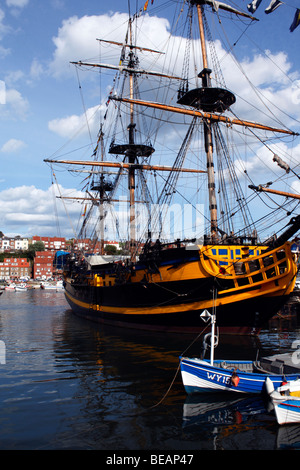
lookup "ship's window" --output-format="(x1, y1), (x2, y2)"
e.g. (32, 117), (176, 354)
(234, 262), (245, 275)
(252, 273), (263, 283)
(278, 261), (287, 273)
(219, 249), (228, 255)
(237, 277), (249, 287)
(263, 255), (273, 267)
(266, 268), (276, 279)
(212, 249), (217, 255)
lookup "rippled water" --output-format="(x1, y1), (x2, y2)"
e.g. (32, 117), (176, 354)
(0, 288), (299, 451)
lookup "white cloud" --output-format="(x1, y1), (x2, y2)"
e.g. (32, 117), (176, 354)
(48, 104), (101, 138)
(49, 12), (170, 78)
(2, 88), (29, 120)
(6, 0), (29, 8)
(30, 58), (45, 80)
(1, 138), (26, 153)
(0, 184), (84, 237)
(0, 7), (11, 40)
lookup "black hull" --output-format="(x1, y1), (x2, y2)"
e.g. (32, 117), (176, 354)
(63, 280), (286, 335)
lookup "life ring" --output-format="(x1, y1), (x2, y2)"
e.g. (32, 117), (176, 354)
(203, 333), (219, 349)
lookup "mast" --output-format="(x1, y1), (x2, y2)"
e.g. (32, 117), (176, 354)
(178, 1), (236, 240)
(107, 17), (155, 262)
(127, 18), (136, 260)
(197, 3), (218, 239)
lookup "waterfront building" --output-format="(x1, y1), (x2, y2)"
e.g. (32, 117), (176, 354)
(0, 236), (29, 252)
(0, 258), (30, 280)
(33, 251), (55, 280)
(32, 236), (67, 252)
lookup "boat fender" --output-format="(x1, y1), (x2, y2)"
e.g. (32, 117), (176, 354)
(265, 377), (274, 395)
(231, 368), (240, 387)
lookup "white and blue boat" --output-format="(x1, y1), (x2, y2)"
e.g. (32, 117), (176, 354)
(266, 377), (300, 425)
(274, 400), (300, 425)
(180, 310), (300, 395)
(180, 356), (300, 395)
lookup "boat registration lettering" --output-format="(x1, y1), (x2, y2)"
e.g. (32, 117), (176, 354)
(207, 371), (230, 385)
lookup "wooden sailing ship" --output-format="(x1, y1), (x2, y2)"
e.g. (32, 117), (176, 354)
(45, 0), (300, 335)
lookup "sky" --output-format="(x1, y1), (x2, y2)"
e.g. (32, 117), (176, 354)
(0, 0), (300, 240)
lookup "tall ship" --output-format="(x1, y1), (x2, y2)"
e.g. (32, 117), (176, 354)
(45, 0), (300, 335)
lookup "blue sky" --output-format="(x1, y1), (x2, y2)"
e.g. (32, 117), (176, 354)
(0, 0), (299, 239)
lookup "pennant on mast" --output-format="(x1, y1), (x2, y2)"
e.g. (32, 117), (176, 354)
(191, 0), (258, 21)
(290, 8), (300, 32)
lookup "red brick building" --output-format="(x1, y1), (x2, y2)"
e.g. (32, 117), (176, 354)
(33, 251), (55, 280)
(0, 258), (31, 280)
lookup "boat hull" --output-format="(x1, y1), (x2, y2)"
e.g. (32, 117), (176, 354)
(63, 241), (297, 335)
(274, 400), (300, 425)
(64, 282), (286, 334)
(180, 357), (300, 394)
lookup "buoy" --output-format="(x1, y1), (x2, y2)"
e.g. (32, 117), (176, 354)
(231, 368), (240, 387)
(265, 377), (274, 395)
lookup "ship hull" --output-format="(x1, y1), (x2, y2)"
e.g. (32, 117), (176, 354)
(64, 284), (286, 335)
(63, 241), (297, 335)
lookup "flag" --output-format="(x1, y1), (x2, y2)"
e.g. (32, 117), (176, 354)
(144, 0), (149, 11)
(247, 0), (262, 13)
(290, 8), (300, 32)
(265, 0), (283, 14)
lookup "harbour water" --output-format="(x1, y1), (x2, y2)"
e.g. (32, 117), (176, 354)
(0, 288), (299, 452)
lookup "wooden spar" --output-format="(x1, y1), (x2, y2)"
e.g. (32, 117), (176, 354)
(57, 196), (145, 203)
(97, 39), (164, 55)
(249, 185), (300, 200)
(44, 159), (206, 174)
(111, 97), (299, 136)
(196, 4), (218, 239)
(70, 61), (181, 81)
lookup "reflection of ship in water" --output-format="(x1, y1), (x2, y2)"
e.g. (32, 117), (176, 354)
(183, 393), (266, 428)
(277, 424), (300, 450)
(268, 299), (300, 331)
(52, 308), (300, 449)
(183, 393), (300, 449)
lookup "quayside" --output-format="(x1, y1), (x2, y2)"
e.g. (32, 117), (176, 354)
(45, 0), (300, 335)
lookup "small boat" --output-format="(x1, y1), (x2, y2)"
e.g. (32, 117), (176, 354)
(40, 281), (64, 291)
(273, 400), (300, 425)
(265, 377), (300, 425)
(5, 283), (16, 291)
(180, 310), (300, 395)
(266, 377), (300, 404)
(55, 280), (64, 290)
(15, 284), (28, 292)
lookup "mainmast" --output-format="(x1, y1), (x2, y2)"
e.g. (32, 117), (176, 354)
(128, 18), (137, 260)
(197, 3), (218, 240)
(178, 1), (235, 240)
